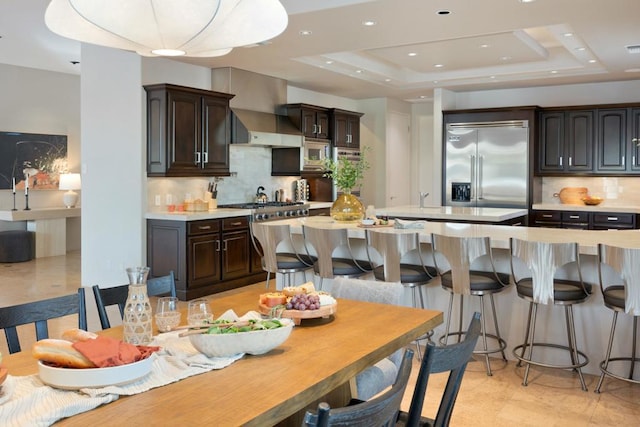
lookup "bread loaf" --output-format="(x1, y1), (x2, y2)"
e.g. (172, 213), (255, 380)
(32, 338), (97, 369)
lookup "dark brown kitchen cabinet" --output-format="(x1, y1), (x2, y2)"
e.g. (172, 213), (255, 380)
(537, 110), (593, 174)
(629, 108), (640, 171)
(147, 216), (265, 300)
(286, 104), (330, 139)
(332, 109), (363, 148)
(531, 209), (638, 230)
(595, 108), (627, 173)
(145, 83), (234, 177)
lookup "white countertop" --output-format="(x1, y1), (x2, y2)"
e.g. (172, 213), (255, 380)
(145, 208), (250, 221)
(0, 207), (81, 221)
(532, 203), (640, 213)
(374, 205), (528, 222)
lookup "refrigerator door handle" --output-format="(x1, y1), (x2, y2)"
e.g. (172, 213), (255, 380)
(478, 155), (484, 200)
(470, 155), (476, 199)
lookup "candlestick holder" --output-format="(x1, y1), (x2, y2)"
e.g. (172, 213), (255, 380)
(24, 192), (30, 211)
(11, 192), (17, 211)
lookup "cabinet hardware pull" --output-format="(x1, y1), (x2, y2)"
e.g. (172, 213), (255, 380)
(195, 152), (201, 165)
(318, 125), (322, 134)
(229, 222), (242, 226)
(569, 215), (579, 219)
(559, 156), (563, 167)
(216, 241), (220, 251)
(569, 157), (572, 167)
(223, 241), (228, 251)
(542, 215), (552, 218)
(198, 226), (211, 230)
(622, 156), (625, 166)
(607, 217), (618, 221)
(203, 151), (209, 164)
(312, 124), (317, 134)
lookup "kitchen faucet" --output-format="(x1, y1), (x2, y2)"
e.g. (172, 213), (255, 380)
(419, 192), (430, 208)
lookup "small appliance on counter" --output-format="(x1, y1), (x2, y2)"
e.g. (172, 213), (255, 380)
(294, 179), (309, 202)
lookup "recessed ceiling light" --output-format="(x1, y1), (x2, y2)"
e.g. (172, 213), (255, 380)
(362, 20), (377, 26)
(433, 80), (439, 84)
(588, 59), (597, 63)
(355, 69), (363, 73)
(408, 52), (418, 57)
(550, 70), (558, 74)
(420, 95), (427, 99)
(490, 76), (496, 79)
(384, 78), (391, 82)
(434, 64), (444, 68)
(299, 30), (312, 36)
(575, 47), (586, 51)
(625, 68), (640, 72)
(437, 10), (450, 15)
(500, 56), (511, 61)
(325, 60), (334, 64)
(519, 0), (536, 3)
(480, 44), (490, 48)
(563, 32), (573, 37)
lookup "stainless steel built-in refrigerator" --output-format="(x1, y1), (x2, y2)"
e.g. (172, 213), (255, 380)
(443, 121), (528, 208)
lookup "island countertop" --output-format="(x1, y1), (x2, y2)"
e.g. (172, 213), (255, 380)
(374, 205), (528, 222)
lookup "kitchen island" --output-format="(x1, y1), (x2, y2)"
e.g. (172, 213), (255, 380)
(375, 205), (527, 224)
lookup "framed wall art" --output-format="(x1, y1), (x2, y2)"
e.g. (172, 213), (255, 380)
(0, 131), (68, 190)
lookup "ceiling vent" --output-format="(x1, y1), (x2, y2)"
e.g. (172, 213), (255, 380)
(626, 45), (640, 54)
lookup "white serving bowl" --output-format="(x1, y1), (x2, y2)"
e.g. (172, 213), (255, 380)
(38, 355), (154, 390)
(188, 319), (294, 357)
(361, 219), (375, 226)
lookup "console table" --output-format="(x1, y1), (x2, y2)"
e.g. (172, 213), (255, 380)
(0, 208), (80, 258)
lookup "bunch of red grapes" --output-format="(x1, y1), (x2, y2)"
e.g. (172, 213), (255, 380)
(286, 293), (320, 311)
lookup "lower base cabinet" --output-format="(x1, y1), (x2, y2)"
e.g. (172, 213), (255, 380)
(532, 210), (637, 230)
(147, 217), (266, 300)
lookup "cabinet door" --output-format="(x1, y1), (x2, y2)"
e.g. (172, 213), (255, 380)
(347, 115), (361, 148)
(202, 95), (230, 174)
(188, 234), (221, 287)
(630, 108), (640, 171)
(316, 110), (330, 139)
(301, 109), (318, 138)
(566, 111), (593, 171)
(147, 220), (187, 295)
(333, 114), (349, 147)
(596, 108), (627, 172)
(222, 230), (250, 280)
(537, 112), (565, 173)
(167, 90), (201, 174)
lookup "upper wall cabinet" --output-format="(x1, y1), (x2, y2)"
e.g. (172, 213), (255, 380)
(286, 104), (330, 140)
(331, 109), (364, 148)
(537, 110), (593, 174)
(145, 84), (234, 177)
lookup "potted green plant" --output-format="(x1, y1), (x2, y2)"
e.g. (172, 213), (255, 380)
(322, 147), (370, 222)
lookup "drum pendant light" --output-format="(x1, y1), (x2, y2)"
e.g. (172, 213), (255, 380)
(44, 0), (288, 58)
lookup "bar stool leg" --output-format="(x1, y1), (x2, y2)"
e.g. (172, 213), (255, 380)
(518, 302), (534, 367)
(566, 305), (588, 391)
(595, 311), (618, 393)
(443, 293), (454, 345)
(479, 295), (492, 376)
(630, 316), (637, 379)
(522, 303), (538, 387)
(490, 294), (507, 361)
(265, 271), (272, 289)
(458, 295), (464, 344)
(564, 306), (579, 370)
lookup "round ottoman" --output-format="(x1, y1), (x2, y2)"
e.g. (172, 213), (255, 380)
(0, 230), (35, 262)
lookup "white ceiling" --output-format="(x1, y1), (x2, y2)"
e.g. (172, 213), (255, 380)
(2, 0), (640, 102)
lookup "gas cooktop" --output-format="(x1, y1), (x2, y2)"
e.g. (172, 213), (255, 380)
(219, 201), (309, 222)
(220, 202), (305, 209)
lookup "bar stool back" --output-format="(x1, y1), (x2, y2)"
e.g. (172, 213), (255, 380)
(594, 243), (640, 393)
(509, 238), (591, 391)
(431, 233), (510, 376)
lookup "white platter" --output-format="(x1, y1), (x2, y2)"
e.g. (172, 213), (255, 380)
(38, 355), (154, 390)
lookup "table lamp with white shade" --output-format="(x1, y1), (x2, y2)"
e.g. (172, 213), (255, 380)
(59, 173), (81, 208)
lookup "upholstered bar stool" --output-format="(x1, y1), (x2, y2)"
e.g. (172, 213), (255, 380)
(302, 224), (372, 290)
(509, 238), (591, 391)
(251, 222), (315, 289)
(431, 233), (510, 376)
(595, 243), (640, 393)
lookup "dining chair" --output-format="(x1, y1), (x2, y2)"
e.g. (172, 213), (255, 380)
(250, 221), (315, 289)
(594, 243), (640, 393)
(302, 224), (372, 290)
(509, 238), (591, 391)
(302, 348), (414, 427)
(0, 288), (87, 354)
(92, 271), (177, 329)
(396, 311), (482, 427)
(431, 233), (510, 376)
(331, 277), (406, 400)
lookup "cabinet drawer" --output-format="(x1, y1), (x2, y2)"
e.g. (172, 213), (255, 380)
(533, 211), (561, 222)
(188, 220), (220, 235)
(562, 212), (589, 223)
(592, 212), (635, 228)
(222, 216), (248, 231)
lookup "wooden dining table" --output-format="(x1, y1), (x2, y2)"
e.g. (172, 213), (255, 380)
(4, 283), (442, 426)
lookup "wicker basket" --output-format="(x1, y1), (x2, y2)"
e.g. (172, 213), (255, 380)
(555, 187), (589, 205)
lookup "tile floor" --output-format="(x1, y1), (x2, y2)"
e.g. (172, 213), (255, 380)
(1, 251), (639, 425)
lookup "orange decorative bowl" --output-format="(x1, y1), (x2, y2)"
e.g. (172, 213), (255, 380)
(582, 196), (604, 206)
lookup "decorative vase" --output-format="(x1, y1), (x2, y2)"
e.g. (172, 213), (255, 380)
(331, 190), (365, 222)
(123, 266), (153, 345)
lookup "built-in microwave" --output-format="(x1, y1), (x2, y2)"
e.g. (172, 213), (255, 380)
(302, 138), (331, 171)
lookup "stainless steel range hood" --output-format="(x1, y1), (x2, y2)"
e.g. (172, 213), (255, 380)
(231, 108), (303, 147)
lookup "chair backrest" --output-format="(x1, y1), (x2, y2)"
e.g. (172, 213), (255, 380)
(303, 348), (414, 427)
(251, 222), (310, 273)
(93, 271), (176, 329)
(365, 229), (434, 283)
(404, 312), (482, 427)
(598, 244), (640, 315)
(303, 225), (359, 279)
(331, 276), (404, 305)
(510, 238), (582, 305)
(431, 234), (494, 295)
(0, 288), (88, 354)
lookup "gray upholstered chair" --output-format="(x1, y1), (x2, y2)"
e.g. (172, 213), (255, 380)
(510, 238), (591, 391)
(250, 222), (315, 289)
(594, 243), (640, 393)
(331, 277), (405, 400)
(431, 233), (510, 376)
(302, 225), (372, 290)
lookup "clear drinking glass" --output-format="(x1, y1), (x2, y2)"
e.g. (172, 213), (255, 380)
(187, 299), (214, 325)
(155, 296), (181, 332)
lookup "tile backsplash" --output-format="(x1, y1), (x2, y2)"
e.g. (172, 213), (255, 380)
(541, 176), (640, 207)
(146, 145), (299, 209)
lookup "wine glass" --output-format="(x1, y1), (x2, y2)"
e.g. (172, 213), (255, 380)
(187, 299), (214, 325)
(155, 296), (181, 332)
